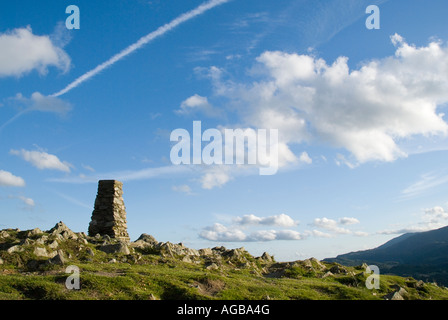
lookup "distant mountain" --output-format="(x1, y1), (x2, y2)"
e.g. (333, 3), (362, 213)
(324, 225), (448, 285)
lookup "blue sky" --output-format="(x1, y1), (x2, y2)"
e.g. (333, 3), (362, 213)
(2, 0), (448, 261)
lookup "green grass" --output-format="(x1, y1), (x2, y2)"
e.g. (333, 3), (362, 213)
(2, 258), (448, 300)
(1, 227), (448, 300)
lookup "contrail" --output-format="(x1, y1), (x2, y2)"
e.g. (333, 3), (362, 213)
(51, 0), (230, 97)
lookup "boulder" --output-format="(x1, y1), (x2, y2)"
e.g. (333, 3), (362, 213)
(384, 286), (408, 300)
(26, 228), (42, 237)
(206, 263), (219, 270)
(330, 264), (348, 274)
(0, 231), (9, 239)
(86, 247), (95, 256)
(49, 250), (67, 265)
(7, 245), (23, 254)
(48, 240), (59, 249)
(33, 247), (49, 258)
(99, 241), (130, 255)
(35, 235), (48, 245)
(136, 233), (158, 244)
(261, 252), (273, 262)
(198, 248), (213, 256)
(49, 222), (78, 240)
(310, 257), (326, 270)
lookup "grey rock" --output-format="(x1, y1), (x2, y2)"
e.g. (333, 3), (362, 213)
(310, 257), (326, 270)
(86, 247), (95, 256)
(48, 240), (59, 249)
(26, 228), (42, 237)
(7, 245), (23, 254)
(49, 250), (66, 265)
(0, 231), (9, 238)
(206, 263), (219, 270)
(261, 252), (273, 262)
(136, 233), (157, 244)
(198, 248), (213, 256)
(33, 247), (49, 258)
(99, 241), (130, 255)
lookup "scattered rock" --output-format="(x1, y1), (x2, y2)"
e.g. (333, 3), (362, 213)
(330, 264), (348, 274)
(48, 240), (59, 249)
(261, 252), (274, 262)
(7, 245), (23, 254)
(205, 263), (219, 270)
(49, 250), (67, 265)
(182, 256), (193, 263)
(198, 248), (213, 256)
(99, 241), (131, 255)
(322, 271), (334, 278)
(26, 228), (42, 238)
(33, 247), (49, 258)
(384, 285), (408, 300)
(86, 247), (95, 256)
(310, 257), (326, 270)
(0, 231), (9, 239)
(137, 233), (157, 244)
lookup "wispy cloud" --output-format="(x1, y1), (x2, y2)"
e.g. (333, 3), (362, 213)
(400, 171), (448, 200)
(172, 184), (194, 195)
(50, 190), (91, 209)
(48, 165), (192, 184)
(1, 92), (72, 132)
(51, 0), (231, 97)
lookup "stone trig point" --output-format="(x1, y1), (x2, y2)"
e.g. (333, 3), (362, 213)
(88, 180), (130, 242)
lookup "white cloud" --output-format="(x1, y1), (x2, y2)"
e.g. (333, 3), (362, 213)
(199, 223), (247, 242)
(18, 196), (35, 208)
(339, 217), (360, 225)
(10, 149), (73, 172)
(176, 94), (223, 118)
(309, 229), (333, 238)
(299, 152), (312, 164)
(0, 26), (70, 77)
(0, 170), (25, 187)
(200, 166), (232, 189)
(234, 213), (299, 227)
(198, 34), (448, 166)
(273, 229), (304, 240)
(172, 184), (193, 195)
(312, 217), (353, 234)
(378, 204), (448, 235)
(11, 92), (72, 115)
(199, 223), (304, 242)
(424, 206), (448, 222)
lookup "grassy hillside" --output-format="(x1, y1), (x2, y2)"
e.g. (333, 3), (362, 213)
(1, 222), (448, 300)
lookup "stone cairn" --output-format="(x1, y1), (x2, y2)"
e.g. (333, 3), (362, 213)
(88, 180), (130, 242)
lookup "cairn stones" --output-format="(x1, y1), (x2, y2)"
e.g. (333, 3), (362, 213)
(88, 180), (130, 242)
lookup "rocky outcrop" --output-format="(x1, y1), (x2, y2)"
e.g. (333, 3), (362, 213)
(88, 180), (130, 242)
